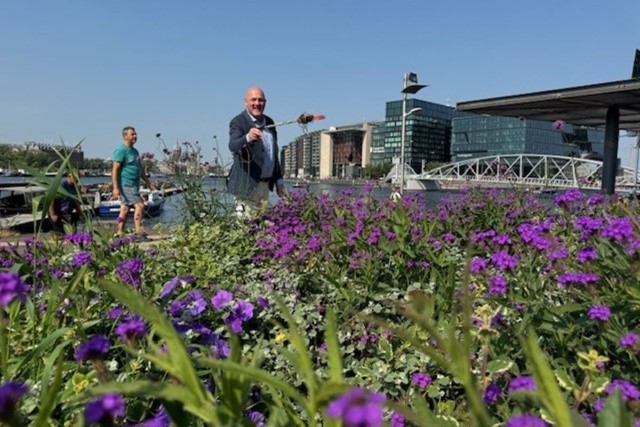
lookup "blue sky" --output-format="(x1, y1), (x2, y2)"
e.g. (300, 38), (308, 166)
(1, 1), (639, 166)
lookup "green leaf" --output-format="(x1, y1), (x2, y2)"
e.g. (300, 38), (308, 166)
(487, 357), (514, 374)
(553, 369), (579, 391)
(324, 309), (344, 383)
(197, 357), (309, 413)
(588, 377), (610, 394)
(99, 279), (218, 423)
(32, 348), (66, 427)
(82, 381), (219, 424)
(272, 295), (318, 407)
(597, 390), (632, 427)
(10, 327), (70, 377)
(522, 330), (573, 427)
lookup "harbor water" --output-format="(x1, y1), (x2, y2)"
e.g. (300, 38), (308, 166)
(2, 175), (558, 231)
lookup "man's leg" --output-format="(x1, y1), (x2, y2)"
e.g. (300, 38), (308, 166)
(116, 205), (129, 235)
(133, 202), (145, 233)
(235, 182), (269, 217)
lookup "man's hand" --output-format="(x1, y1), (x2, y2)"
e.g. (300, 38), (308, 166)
(276, 186), (286, 198)
(247, 127), (263, 143)
(112, 189), (120, 200)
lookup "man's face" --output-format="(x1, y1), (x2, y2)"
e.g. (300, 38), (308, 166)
(124, 128), (138, 144)
(244, 88), (266, 119)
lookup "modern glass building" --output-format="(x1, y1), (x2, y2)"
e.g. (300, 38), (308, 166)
(451, 116), (605, 162)
(371, 99), (468, 172)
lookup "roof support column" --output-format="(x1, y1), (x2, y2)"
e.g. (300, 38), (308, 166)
(602, 106), (619, 194)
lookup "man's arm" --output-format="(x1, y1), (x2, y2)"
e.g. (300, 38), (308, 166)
(140, 167), (154, 190)
(111, 161), (122, 199)
(49, 200), (58, 221)
(229, 116), (257, 153)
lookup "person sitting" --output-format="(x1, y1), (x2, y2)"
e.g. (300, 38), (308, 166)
(49, 171), (84, 233)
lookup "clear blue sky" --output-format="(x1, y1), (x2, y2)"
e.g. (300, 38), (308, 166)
(1, 1), (639, 166)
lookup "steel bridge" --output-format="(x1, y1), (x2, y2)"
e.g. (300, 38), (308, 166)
(407, 154), (638, 192)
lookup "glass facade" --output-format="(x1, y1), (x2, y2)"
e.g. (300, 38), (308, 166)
(371, 99), (468, 172)
(451, 116), (605, 161)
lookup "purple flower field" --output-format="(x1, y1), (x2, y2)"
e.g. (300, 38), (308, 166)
(0, 186), (639, 426)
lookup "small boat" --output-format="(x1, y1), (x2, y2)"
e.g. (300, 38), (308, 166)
(98, 189), (165, 218)
(0, 185), (47, 217)
(292, 180), (311, 189)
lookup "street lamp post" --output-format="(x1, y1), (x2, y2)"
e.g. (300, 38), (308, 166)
(399, 72), (427, 194)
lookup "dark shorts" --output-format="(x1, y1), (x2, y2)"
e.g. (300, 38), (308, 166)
(120, 185), (143, 206)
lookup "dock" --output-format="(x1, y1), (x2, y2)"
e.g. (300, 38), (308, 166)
(0, 186), (183, 233)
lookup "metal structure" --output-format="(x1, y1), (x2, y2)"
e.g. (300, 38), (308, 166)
(456, 78), (640, 194)
(399, 72), (426, 194)
(409, 154), (639, 193)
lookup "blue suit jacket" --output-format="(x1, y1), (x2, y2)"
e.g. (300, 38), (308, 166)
(227, 110), (283, 198)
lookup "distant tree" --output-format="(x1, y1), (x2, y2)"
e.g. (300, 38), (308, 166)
(361, 162), (393, 179)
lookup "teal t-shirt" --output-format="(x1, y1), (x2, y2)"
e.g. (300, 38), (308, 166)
(113, 144), (141, 187)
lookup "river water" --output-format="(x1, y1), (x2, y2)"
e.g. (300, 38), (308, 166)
(1, 175), (548, 230)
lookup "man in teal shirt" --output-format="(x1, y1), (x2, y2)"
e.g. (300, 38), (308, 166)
(112, 126), (154, 236)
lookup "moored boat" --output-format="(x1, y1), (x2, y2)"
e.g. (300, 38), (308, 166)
(98, 189), (165, 218)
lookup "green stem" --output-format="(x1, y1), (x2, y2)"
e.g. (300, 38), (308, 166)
(572, 376), (590, 410)
(0, 312), (8, 380)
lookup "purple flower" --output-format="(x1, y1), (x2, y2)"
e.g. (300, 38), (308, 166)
(547, 247), (569, 261)
(75, 335), (110, 361)
(554, 189), (584, 207)
(185, 291), (207, 317)
(587, 304), (611, 321)
(557, 272), (600, 287)
(247, 410), (265, 427)
(605, 379), (640, 401)
(506, 414), (549, 427)
(491, 250), (518, 270)
(115, 258), (144, 288)
(488, 274), (508, 296)
(620, 332), (640, 348)
(326, 388), (385, 427)
(0, 272), (28, 307)
(0, 381), (28, 419)
(600, 217), (634, 241)
(209, 334), (230, 359)
(390, 411), (405, 427)
(256, 296), (269, 308)
(211, 290), (233, 309)
(107, 305), (123, 320)
(470, 257), (487, 274)
(64, 232), (93, 246)
(226, 300), (254, 334)
(411, 372), (432, 389)
(85, 393), (125, 425)
(115, 317), (147, 343)
(127, 406), (170, 427)
(576, 247), (598, 263)
(158, 276), (195, 299)
(483, 383), (501, 405)
(71, 251), (93, 267)
(509, 376), (536, 393)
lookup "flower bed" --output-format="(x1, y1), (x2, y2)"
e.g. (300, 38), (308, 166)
(0, 186), (638, 426)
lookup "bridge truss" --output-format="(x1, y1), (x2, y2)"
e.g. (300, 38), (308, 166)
(409, 154), (638, 192)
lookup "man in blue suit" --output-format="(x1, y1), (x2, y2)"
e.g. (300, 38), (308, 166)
(227, 86), (286, 215)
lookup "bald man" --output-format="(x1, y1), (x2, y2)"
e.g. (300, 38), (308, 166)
(227, 87), (285, 215)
